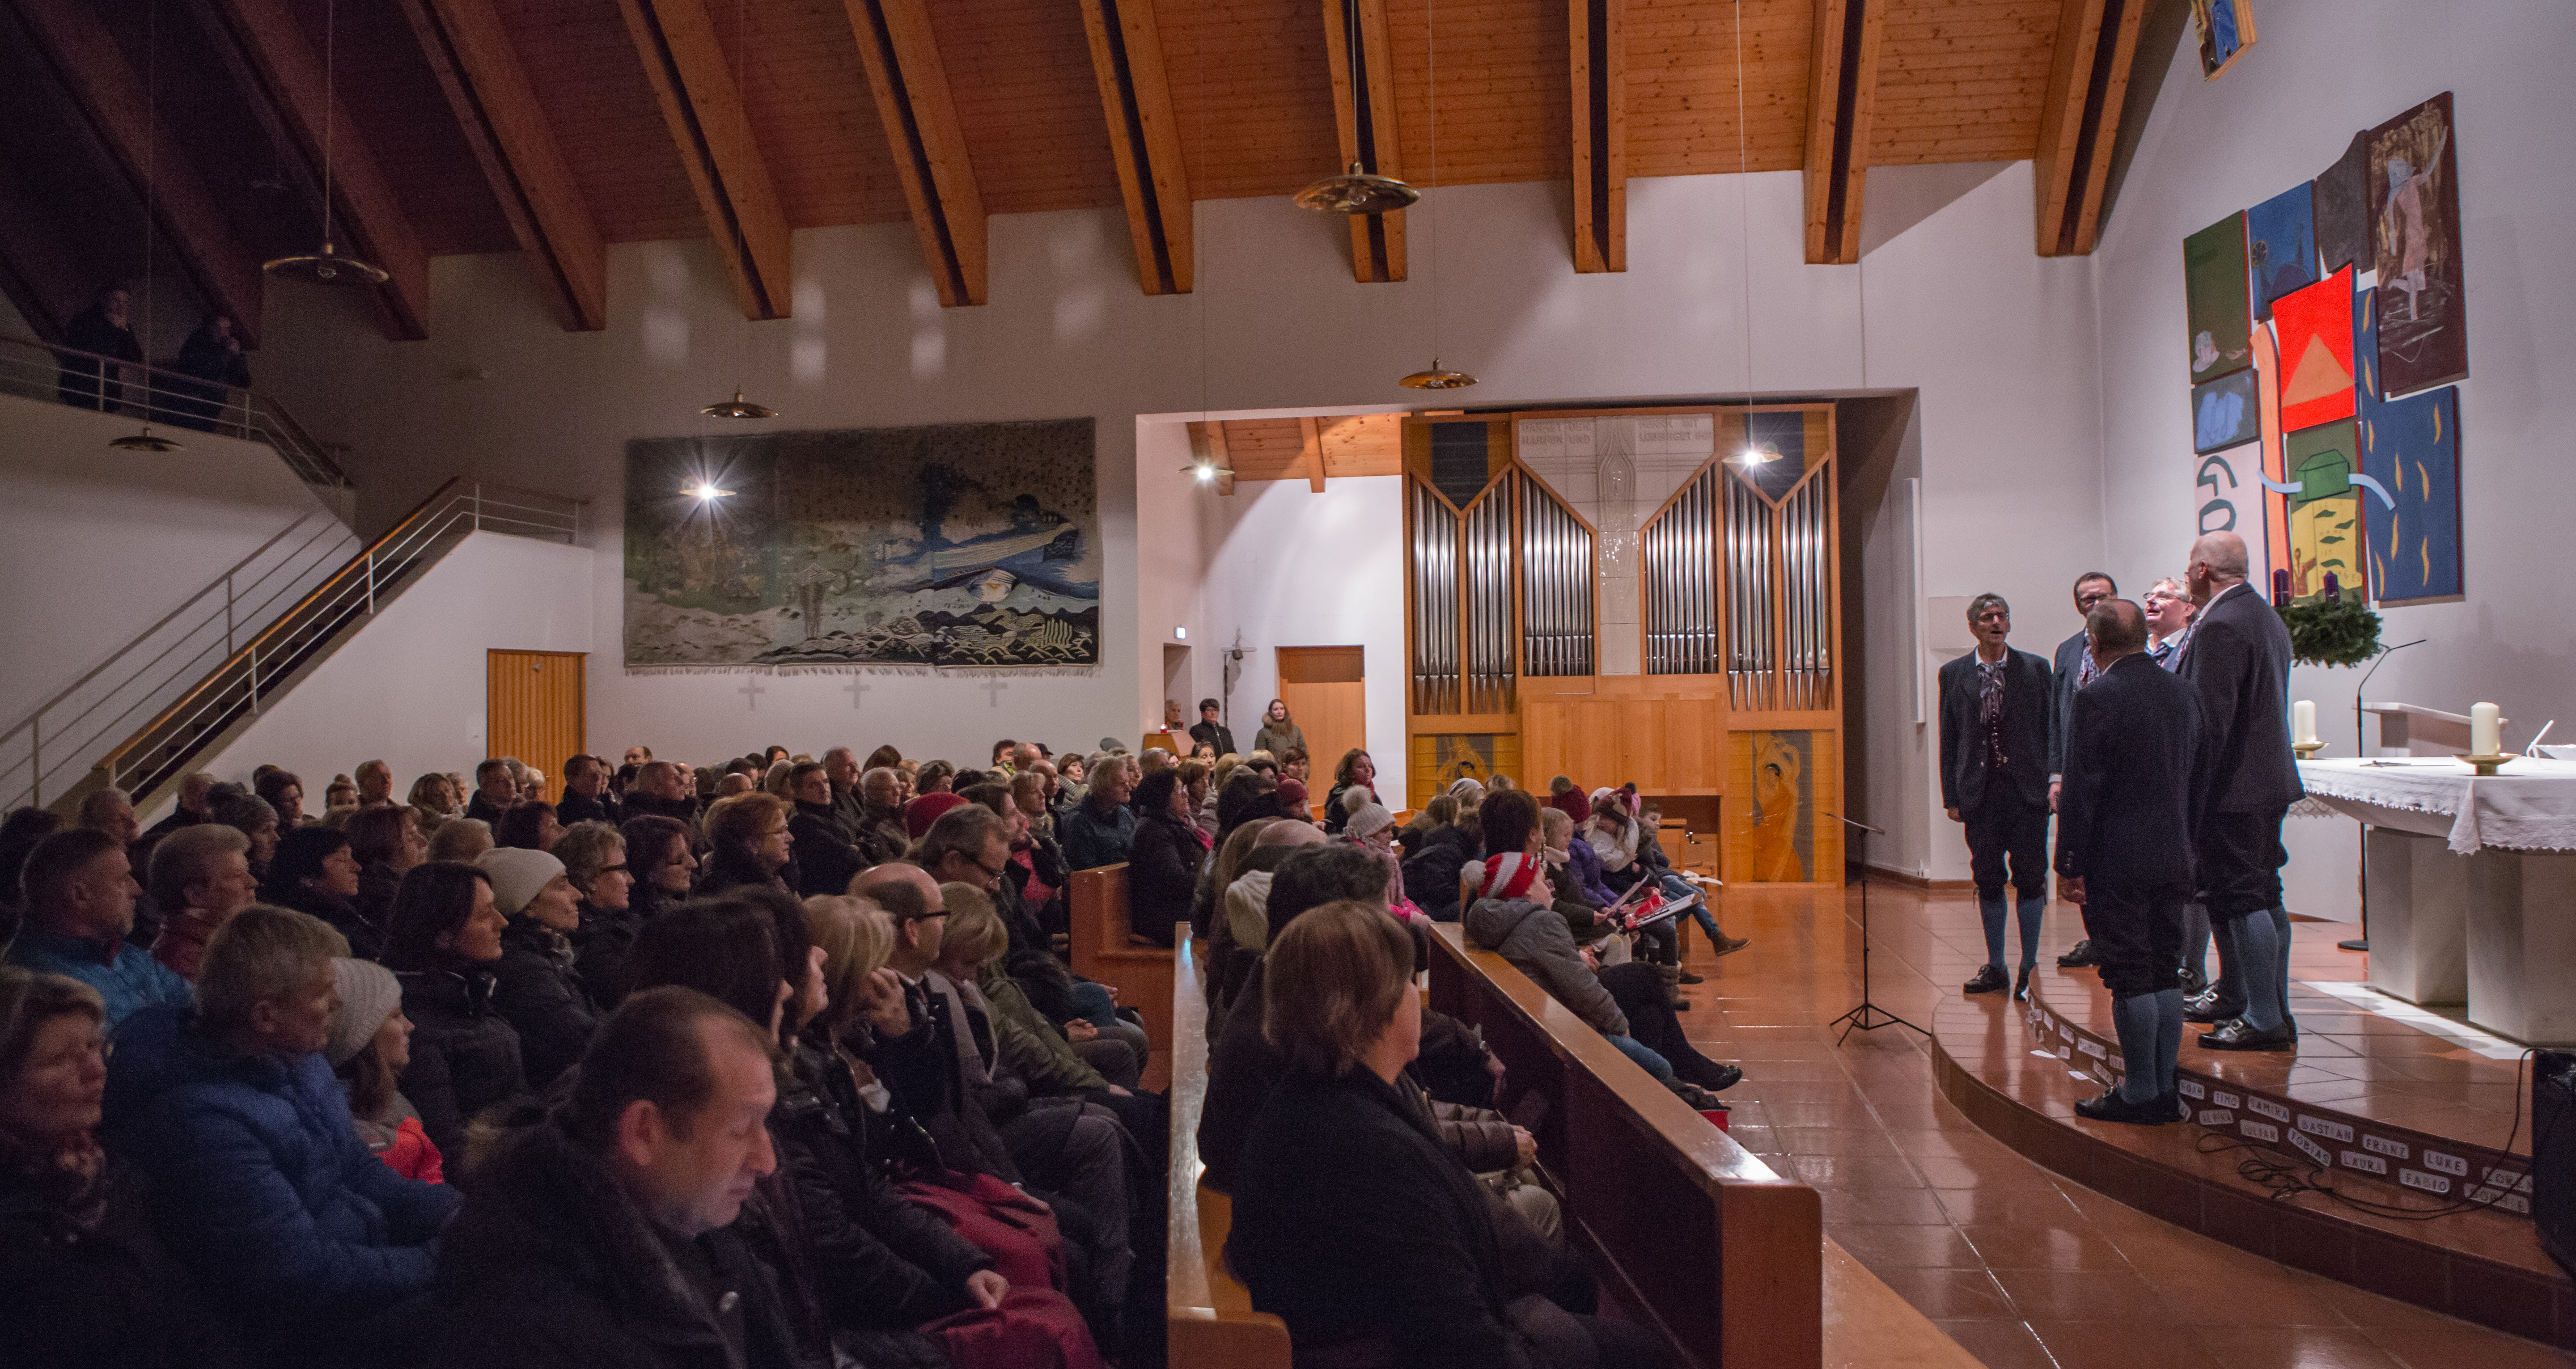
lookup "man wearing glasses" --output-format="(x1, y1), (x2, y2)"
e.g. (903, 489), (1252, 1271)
(2047, 572), (2118, 970)
(1939, 594), (2056, 1000)
(2144, 576), (2211, 995)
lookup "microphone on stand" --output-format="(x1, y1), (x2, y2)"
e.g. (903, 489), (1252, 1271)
(2345, 638), (2427, 952)
(1821, 811), (1922, 1044)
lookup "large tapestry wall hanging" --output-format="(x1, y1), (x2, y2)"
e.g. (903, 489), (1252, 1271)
(624, 419), (1100, 672)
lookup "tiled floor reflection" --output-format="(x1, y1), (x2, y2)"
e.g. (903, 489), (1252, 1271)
(1678, 884), (2576, 1368)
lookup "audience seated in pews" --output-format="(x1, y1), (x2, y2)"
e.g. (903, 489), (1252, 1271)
(478, 846), (602, 1089)
(6, 829), (192, 1031)
(342, 804), (428, 956)
(327, 956), (442, 1183)
(380, 861), (528, 1164)
(263, 824), (371, 958)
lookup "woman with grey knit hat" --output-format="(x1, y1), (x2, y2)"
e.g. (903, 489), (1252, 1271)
(326, 957), (441, 1183)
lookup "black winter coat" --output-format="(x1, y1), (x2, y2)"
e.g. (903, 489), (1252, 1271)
(1402, 825), (1479, 922)
(772, 1040), (991, 1331)
(353, 863), (403, 949)
(1226, 1069), (1536, 1369)
(573, 896), (647, 1011)
(697, 845), (789, 900)
(431, 1122), (809, 1369)
(270, 882), (383, 962)
(394, 968), (529, 1164)
(1123, 809), (1204, 946)
(0, 1156), (245, 1369)
(490, 917), (603, 1088)
(789, 802), (866, 899)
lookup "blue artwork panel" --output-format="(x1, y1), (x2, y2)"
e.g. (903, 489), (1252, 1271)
(2245, 184), (2317, 321)
(2192, 370), (2261, 454)
(2356, 290), (2462, 602)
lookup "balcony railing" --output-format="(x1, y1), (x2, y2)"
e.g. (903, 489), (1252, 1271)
(0, 330), (351, 488)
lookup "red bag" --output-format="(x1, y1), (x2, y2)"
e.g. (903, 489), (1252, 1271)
(920, 1288), (1106, 1369)
(896, 1172), (1067, 1292)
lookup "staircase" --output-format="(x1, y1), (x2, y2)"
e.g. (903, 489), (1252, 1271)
(1, 477), (583, 819)
(0, 331), (355, 491)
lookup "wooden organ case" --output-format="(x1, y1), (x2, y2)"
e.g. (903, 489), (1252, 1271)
(1402, 406), (1845, 886)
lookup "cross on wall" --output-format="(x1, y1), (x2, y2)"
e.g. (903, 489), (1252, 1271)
(738, 677), (767, 711)
(843, 679), (872, 711)
(979, 680), (1009, 709)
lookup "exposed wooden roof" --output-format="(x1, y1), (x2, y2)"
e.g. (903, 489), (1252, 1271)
(0, 0), (2159, 341)
(1190, 412), (1402, 492)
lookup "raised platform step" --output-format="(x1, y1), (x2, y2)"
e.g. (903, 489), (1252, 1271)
(1930, 976), (2572, 1351)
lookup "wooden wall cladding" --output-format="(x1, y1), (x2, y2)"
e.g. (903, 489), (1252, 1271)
(1407, 731), (1523, 810)
(1518, 676), (1728, 797)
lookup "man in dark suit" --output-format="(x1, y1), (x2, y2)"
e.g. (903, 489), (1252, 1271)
(2057, 599), (2200, 1124)
(1189, 698), (1237, 758)
(2179, 531), (2303, 1051)
(1939, 593), (2056, 999)
(2045, 571), (2118, 970)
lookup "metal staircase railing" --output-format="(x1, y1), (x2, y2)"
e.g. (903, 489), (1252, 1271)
(0, 331), (352, 488)
(4, 479), (580, 816)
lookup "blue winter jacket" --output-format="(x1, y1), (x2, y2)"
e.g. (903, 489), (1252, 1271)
(4, 925), (193, 1032)
(102, 1006), (458, 1346)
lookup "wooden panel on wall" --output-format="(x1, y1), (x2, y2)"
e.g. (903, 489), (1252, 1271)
(1407, 732), (1523, 810)
(487, 649), (586, 803)
(1277, 646), (1366, 786)
(1722, 726), (1840, 885)
(1517, 676), (1727, 796)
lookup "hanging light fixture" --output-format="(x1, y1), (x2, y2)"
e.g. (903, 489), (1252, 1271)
(113, 0), (181, 453)
(701, 0), (774, 420)
(1729, 440), (1783, 467)
(1397, 0), (1474, 389)
(1298, 0), (1418, 215)
(1180, 459), (1235, 484)
(263, 0), (387, 287)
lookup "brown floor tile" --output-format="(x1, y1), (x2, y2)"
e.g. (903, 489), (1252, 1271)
(2027, 1319), (2224, 1369)
(2145, 1263), (2353, 1327)
(2203, 1327), (2416, 1369)
(1828, 1221), (1989, 1270)
(1911, 1151), (2063, 1190)
(1933, 1318), (2060, 1369)
(1819, 1186), (1952, 1225)
(1992, 1268), (2177, 1323)
(2362, 1327), (2576, 1369)
(1868, 1266), (2021, 1320)
(1775, 1126), (1903, 1156)
(1935, 1186), (2086, 1227)
(1958, 1222), (2137, 1271)
(1796, 1153), (1931, 1190)
(2291, 1272), (2461, 1331)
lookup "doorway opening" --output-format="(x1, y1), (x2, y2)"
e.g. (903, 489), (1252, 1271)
(487, 650), (585, 803)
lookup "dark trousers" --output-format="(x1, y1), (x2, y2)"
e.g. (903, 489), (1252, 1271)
(2081, 880), (2188, 999)
(1962, 796), (2049, 900)
(2197, 806), (2288, 922)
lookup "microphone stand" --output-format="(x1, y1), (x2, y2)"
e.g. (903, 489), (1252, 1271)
(1823, 811), (1926, 1044)
(2342, 638), (2427, 952)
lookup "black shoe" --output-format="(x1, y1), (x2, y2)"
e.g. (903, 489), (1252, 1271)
(1963, 965), (2008, 995)
(2179, 967), (2209, 996)
(2013, 967), (2032, 1001)
(2075, 1090), (2176, 1125)
(2182, 989), (2237, 1023)
(1712, 935), (1751, 957)
(2159, 1091), (2188, 1123)
(1673, 998), (1691, 1011)
(1678, 968), (1706, 984)
(2057, 939), (2101, 968)
(1690, 1062), (1744, 1092)
(2198, 1019), (2297, 1051)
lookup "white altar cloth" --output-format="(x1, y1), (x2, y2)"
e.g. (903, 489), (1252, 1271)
(2296, 757), (2576, 854)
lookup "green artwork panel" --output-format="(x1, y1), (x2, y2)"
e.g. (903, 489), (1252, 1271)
(2185, 212), (2253, 383)
(2286, 421), (2363, 601)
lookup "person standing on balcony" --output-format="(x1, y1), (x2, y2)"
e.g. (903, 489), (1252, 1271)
(55, 285), (141, 412)
(169, 313), (252, 431)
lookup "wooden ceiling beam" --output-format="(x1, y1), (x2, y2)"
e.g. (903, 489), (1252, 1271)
(1077, 0), (1192, 296)
(614, 0), (793, 319)
(2032, 0), (2146, 257)
(0, 169), (97, 342)
(846, 0), (987, 307)
(1299, 414), (1326, 492)
(202, 0), (434, 339)
(1570, 0), (1625, 273)
(396, 0), (610, 331)
(8, 0), (269, 347)
(1318, 0), (1405, 284)
(1802, 0), (1885, 265)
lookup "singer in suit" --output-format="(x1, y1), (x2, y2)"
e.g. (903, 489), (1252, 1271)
(1938, 594), (2055, 1000)
(2056, 599), (2201, 1124)
(2178, 531), (2303, 1052)
(2044, 572), (2118, 971)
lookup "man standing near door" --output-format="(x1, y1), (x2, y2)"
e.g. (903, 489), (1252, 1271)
(1938, 594), (2055, 1001)
(1190, 699), (1236, 759)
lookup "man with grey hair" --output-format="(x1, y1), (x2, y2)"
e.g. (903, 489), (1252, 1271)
(821, 744), (865, 833)
(354, 759), (395, 808)
(851, 766), (911, 866)
(2179, 530), (2301, 1051)
(1937, 592), (2055, 1000)
(146, 771), (219, 837)
(79, 788), (143, 848)
(148, 823), (259, 980)
(1063, 753), (1137, 870)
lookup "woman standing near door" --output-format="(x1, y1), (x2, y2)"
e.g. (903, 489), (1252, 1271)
(1253, 698), (1305, 760)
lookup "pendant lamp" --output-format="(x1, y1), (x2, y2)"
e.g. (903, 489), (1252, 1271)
(1399, 360), (1476, 390)
(702, 0), (775, 420)
(1395, 0), (1473, 389)
(113, 0), (182, 452)
(702, 389), (777, 420)
(263, 0), (387, 287)
(1298, 0), (1418, 215)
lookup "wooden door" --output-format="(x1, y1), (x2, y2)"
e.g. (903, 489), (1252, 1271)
(487, 650), (585, 803)
(1277, 646), (1365, 807)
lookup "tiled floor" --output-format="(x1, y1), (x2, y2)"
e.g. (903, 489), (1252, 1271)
(1674, 882), (2576, 1369)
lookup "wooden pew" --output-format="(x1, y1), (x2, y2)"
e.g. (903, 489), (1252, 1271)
(1069, 864), (1174, 1092)
(1428, 924), (1823, 1369)
(1168, 937), (1293, 1368)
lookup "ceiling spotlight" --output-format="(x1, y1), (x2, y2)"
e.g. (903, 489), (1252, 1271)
(263, 241), (390, 286)
(686, 482), (735, 502)
(108, 426), (184, 453)
(1182, 460), (1234, 485)
(1730, 443), (1782, 467)
(1296, 162), (1420, 215)
(701, 389), (777, 420)
(1399, 358), (1477, 390)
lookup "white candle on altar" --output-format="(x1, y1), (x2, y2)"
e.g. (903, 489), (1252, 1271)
(2293, 700), (2318, 748)
(2472, 702), (2502, 757)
